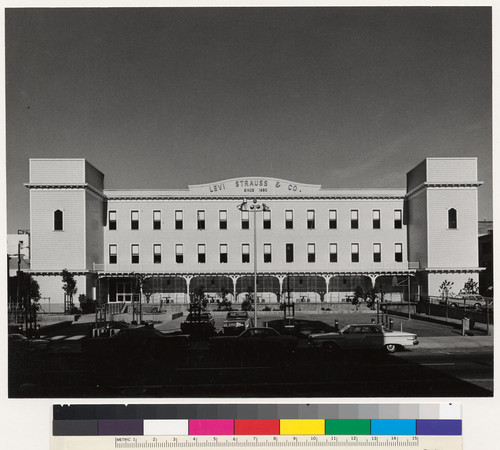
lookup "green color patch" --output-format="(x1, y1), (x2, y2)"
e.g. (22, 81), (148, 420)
(325, 420), (371, 435)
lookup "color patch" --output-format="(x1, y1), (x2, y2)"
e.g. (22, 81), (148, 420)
(417, 420), (462, 435)
(325, 420), (371, 435)
(143, 420), (189, 435)
(280, 420), (325, 435)
(189, 420), (234, 435)
(371, 420), (416, 435)
(235, 420), (280, 435)
(98, 420), (143, 436)
(53, 419), (98, 436)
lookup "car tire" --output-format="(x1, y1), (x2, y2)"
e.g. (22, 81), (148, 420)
(323, 342), (339, 353)
(385, 344), (397, 353)
(474, 303), (482, 310)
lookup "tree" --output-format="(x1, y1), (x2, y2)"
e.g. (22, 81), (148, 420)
(61, 269), (77, 312)
(78, 294), (96, 314)
(142, 277), (154, 303)
(352, 285), (364, 305)
(191, 285), (208, 309)
(17, 272), (41, 306)
(460, 278), (479, 295)
(365, 287), (378, 308)
(218, 286), (232, 311)
(439, 280), (454, 300)
(241, 286), (255, 311)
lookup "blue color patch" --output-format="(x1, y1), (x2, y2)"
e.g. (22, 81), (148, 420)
(371, 419), (416, 435)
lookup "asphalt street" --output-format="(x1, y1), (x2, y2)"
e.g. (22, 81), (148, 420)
(8, 311), (493, 398)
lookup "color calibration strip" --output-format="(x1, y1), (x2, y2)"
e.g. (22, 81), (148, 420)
(53, 404), (461, 437)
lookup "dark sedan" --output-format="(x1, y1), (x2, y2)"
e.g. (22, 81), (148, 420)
(8, 333), (51, 352)
(222, 311), (253, 335)
(209, 327), (297, 355)
(180, 312), (216, 336)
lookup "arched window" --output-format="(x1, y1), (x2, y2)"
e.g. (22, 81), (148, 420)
(448, 208), (457, 229)
(54, 210), (63, 231)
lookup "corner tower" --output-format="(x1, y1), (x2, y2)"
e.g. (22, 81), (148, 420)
(406, 157), (483, 297)
(26, 158), (105, 309)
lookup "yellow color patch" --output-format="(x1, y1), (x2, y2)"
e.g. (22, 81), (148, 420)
(280, 420), (325, 435)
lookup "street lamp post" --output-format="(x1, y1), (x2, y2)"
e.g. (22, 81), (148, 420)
(392, 275), (412, 320)
(238, 198), (270, 327)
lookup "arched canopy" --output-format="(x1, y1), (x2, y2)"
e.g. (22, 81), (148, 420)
(236, 276), (280, 294)
(283, 275), (326, 293)
(329, 275), (372, 292)
(143, 275), (187, 294)
(190, 275), (233, 293)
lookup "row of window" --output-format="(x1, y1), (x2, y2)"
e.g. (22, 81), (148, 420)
(108, 209), (404, 231)
(109, 243), (404, 264)
(53, 208), (458, 232)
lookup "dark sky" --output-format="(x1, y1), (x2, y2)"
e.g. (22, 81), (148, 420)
(5, 7), (492, 232)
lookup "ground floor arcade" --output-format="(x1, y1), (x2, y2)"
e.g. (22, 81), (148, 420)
(27, 269), (481, 313)
(97, 272), (420, 305)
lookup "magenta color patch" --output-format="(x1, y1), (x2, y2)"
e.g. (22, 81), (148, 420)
(189, 420), (234, 435)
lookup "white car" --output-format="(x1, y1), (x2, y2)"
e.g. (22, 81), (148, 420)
(308, 323), (419, 353)
(448, 295), (487, 310)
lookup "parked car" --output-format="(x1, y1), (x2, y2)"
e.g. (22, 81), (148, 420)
(209, 327), (298, 354)
(8, 333), (51, 352)
(448, 294), (486, 310)
(180, 312), (216, 336)
(83, 325), (190, 359)
(222, 311), (253, 335)
(308, 323), (419, 353)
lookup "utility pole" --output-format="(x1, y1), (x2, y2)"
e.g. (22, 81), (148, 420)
(16, 241), (22, 311)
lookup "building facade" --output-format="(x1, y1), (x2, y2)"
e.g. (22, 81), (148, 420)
(25, 157), (483, 312)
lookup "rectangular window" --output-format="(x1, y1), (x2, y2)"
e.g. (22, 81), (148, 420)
(373, 243), (381, 263)
(175, 210), (183, 230)
(131, 211), (139, 230)
(109, 244), (117, 264)
(307, 210), (315, 229)
(241, 211), (249, 229)
(264, 244), (272, 263)
(153, 244), (161, 264)
(220, 244), (228, 263)
(351, 243), (359, 263)
(373, 210), (380, 229)
(197, 210), (205, 230)
(329, 243), (338, 263)
(351, 210), (359, 229)
(53, 210), (64, 231)
(219, 210), (228, 230)
(285, 210), (293, 229)
(308, 243), (316, 263)
(263, 210), (271, 229)
(329, 210), (337, 229)
(109, 211), (117, 230)
(176, 244), (183, 263)
(394, 210), (402, 229)
(153, 210), (161, 230)
(395, 243), (403, 262)
(131, 244), (139, 264)
(448, 208), (457, 229)
(198, 244), (206, 263)
(286, 243), (294, 263)
(242, 244), (250, 263)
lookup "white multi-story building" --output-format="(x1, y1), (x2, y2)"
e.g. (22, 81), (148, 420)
(25, 157), (483, 312)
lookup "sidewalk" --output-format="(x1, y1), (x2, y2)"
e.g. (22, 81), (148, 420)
(416, 335), (494, 350)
